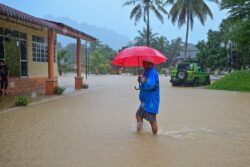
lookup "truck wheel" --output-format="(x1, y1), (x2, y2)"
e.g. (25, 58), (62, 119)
(193, 78), (199, 87)
(177, 69), (187, 80)
(172, 83), (178, 86)
(205, 77), (211, 85)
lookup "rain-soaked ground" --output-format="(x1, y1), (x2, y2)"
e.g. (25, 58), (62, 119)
(0, 74), (250, 167)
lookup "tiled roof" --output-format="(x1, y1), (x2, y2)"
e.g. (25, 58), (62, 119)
(0, 3), (96, 42)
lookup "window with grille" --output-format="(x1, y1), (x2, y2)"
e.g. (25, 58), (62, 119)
(32, 35), (48, 62)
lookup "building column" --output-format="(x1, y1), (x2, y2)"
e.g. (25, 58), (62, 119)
(46, 29), (57, 95)
(75, 38), (83, 89)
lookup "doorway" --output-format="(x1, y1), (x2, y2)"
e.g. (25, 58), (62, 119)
(1, 28), (28, 77)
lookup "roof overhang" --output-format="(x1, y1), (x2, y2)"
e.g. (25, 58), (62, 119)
(0, 3), (97, 42)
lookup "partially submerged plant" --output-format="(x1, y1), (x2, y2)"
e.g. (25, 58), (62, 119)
(54, 86), (65, 95)
(82, 83), (89, 89)
(15, 96), (30, 106)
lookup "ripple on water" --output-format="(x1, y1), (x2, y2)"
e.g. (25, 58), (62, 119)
(158, 127), (216, 139)
(131, 123), (216, 140)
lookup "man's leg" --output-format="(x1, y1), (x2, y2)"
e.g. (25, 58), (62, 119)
(3, 79), (8, 95)
(136, 111), (143, 131)
(0, 80), (3, 96)
(150, 121), (158, 135)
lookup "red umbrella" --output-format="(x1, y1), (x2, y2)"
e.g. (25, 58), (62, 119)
(112, 46), (167, 67)
(112, 46), (168, 90)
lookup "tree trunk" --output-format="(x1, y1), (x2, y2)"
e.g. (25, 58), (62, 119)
(184, 3), (190, 60)
(146, 7), (150, 47)
(59, 64), (62, 76)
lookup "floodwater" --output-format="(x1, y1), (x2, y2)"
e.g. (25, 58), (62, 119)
(1, 75), (250, 167)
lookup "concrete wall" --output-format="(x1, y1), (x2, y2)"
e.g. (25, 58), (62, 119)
(0, 19), (58, 78)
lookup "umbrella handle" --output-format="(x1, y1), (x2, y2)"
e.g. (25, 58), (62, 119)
(134, 86), (140, 90)
(134, 83), (141, 90)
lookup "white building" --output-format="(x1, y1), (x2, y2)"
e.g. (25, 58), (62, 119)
(174, 44), (199, 64)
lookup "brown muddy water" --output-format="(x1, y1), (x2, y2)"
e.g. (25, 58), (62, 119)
(0, 75), (250, 167)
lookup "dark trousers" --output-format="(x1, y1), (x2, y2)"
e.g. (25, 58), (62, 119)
(0, 77), (8, 89)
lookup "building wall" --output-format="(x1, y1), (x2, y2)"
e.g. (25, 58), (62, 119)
(0, 19), (58, 78)
(8, 77), (47, 95)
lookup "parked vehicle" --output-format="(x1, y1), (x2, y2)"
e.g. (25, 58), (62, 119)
(170, 62), (211, 86)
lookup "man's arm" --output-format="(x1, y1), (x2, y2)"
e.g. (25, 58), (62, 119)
(141, 73), (156, 91)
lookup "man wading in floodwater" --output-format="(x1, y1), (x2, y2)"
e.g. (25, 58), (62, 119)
(136, 57), (160, 135)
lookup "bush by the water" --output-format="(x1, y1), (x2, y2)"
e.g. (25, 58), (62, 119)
(15, 96), (30, 106)
(160, 68), (167, 75)
(208, 71), (250, 92)
(54, 86), (65, 95)
(82, 83), (89, 89)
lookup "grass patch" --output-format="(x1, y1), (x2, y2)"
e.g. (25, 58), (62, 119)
(208, 71), (250, 92)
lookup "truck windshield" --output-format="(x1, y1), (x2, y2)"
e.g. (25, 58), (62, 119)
(177, 64), (194, 71)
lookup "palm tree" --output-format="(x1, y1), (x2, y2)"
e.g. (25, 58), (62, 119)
(221, 0), (250, 22)
(164, 0), (219, 59)
(123, 0), (167, 46)
(154, 36), (169, 53)
(169, 37), (183, 64)
(153, 36), (170, 68)
(57, 49), (70, 76)
(220, 0), (250, 68)
(134, 27), (158, 46)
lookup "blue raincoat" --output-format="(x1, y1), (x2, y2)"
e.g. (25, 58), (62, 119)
(139, 67), (160, 114)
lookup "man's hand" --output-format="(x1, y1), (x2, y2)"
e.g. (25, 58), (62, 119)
(138, 75), (146, 83)
(137, 75), (142, 83)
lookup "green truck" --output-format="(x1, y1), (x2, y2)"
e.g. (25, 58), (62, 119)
(170, 62), (211, 86)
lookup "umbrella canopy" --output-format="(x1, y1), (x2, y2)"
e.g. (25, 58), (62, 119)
(112, 46), (167, 67)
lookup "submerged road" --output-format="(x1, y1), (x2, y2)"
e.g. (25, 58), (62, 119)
(1, 75), (250, 167)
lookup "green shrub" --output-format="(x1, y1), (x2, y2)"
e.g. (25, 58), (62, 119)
(82, 83), (89, 89)
(15, 96), (30, 106)
(160, 68), (167, 75)
(54, 86), (65, 95)
(97, 63), (111, 74)
(208, 71), (250, 92)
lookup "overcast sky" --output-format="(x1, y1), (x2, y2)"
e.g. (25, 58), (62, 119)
(1, 0), (228, 44)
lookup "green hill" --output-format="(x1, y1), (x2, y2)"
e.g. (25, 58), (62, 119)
(208, 71), (250, 92)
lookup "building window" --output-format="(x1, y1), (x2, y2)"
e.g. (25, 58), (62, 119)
(32, 35), (48, 63)
(20, 40), (27, 77)
(4, 29), (20, 38)
(20, 41), (27, 60)
(0, 28), (3, 34)
(0, 36), (4, 59)
(32, 35), (56, 63)
(21, 61), (28, 76)
(20, 32), (27, 40)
